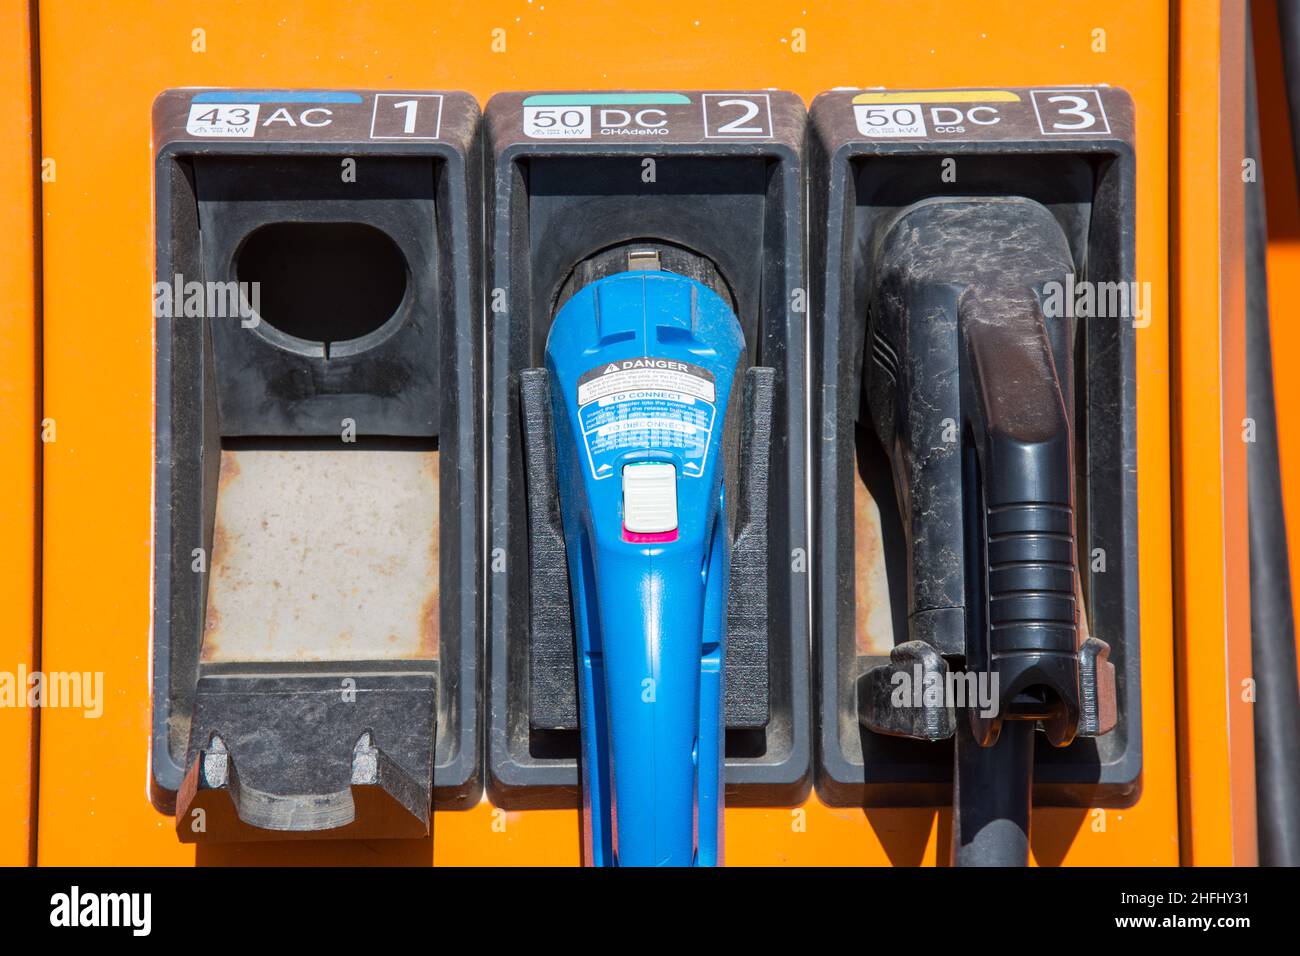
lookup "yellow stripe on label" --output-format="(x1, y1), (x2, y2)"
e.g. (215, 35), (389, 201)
(852, 91), (1022, 104)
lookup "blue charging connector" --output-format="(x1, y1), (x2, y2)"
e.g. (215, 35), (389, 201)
(544, 261), (744, 866)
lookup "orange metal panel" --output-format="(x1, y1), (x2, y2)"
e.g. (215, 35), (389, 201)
(0, 0), (39, 868)
(35, 0), (1178, 866)
(1170, 0), (1257, 865)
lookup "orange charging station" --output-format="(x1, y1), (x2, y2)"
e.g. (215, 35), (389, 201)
(1, 0), (1295, 874)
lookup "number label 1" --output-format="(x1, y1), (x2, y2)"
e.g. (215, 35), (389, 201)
(370, 93), (444, 139)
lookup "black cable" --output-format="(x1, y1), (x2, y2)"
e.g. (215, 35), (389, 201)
(1247, 5), (1300, 866)
(951, 720), (1033, 866)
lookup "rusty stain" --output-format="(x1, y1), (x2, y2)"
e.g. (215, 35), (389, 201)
(854, 475), (880, 654)
(216, 449), (240, 492)
(420, 588), (440, 661)
(420, 449), (441, 660)
(200, 603), (221, 662)
(199, 518), (232, 663)
(1076, 575), (1092, 647)
(854, 442), (896, 657)
(210, 521), (231, 578)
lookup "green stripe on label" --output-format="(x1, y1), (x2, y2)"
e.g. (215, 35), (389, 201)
(522, 93), (692, 106)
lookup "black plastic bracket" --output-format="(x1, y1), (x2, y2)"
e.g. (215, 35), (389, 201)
(520, 369), (577, 731)
(177, 672), (436, 841)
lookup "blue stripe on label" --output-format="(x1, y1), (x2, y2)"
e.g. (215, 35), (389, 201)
(191, 91), (363, 104)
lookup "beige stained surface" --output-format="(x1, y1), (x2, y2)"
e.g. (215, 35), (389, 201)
(202, 447), (439, 663)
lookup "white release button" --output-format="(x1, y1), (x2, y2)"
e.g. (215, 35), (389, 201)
(622, 463), (678, 534)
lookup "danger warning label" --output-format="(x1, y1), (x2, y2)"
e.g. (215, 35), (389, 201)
(577, 358), (716, 406)
(576, 357), (717, 480)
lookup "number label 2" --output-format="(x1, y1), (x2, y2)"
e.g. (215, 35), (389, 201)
(703, 94), (773, 138)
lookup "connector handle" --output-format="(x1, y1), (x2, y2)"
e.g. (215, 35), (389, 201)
(960, 283), (1081, 747)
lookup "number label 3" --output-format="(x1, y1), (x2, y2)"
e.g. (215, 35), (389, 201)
(1030, 89), (1110, 135)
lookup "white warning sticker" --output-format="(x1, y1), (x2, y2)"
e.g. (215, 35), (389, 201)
(576, 358), (718, 480)
(577, 358), (715, 405)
